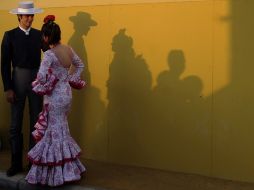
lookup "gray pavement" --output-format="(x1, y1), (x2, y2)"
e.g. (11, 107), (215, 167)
(2, 150), (254, 190)
(0, 171), (107, 190)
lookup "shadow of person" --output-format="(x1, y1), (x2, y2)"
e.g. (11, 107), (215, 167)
(180, 75), (210, 168)
(68, 12), (106, 160)
(181, 75), (204, 120)
(107, 29), (152, 164)
(152, 49), (186, 130)
(150, 50), (209, 172)
(147, 50), (186, 166)
(68, 11), (97, 84)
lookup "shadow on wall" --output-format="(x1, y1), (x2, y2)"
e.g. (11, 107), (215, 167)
(0, 100), (10, 150)
(68, 12), (106, 160)
(206, 0), (254, 181)
(107, 29), (152, 164)
(64, 2), (254, 180)
(146, 50), (209, 172)
(0, 46), (11, 150)
(106, 29), (210, 171)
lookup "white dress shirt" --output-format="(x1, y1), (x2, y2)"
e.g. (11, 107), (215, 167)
(19, 25), (31, 35)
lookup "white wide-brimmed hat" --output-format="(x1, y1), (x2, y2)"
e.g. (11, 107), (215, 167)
(10, 1), (43, 14)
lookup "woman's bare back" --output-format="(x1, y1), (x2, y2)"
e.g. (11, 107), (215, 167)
(51, 44), (73, 68)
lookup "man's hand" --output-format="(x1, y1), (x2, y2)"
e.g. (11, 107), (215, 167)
(5, 89), (16, 103)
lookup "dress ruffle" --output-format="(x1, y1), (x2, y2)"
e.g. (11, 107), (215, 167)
(32, 104), (49, 143)
(25, 159), (86, 187)
(27, 137), (82, 166)
(26, 136), (86, 186)
(32, 72), (59, 95)
(68, 75), (86, 89)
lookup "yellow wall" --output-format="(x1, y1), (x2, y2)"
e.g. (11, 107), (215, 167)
(0, 0), (208, 9)
(1, 0), (254, 183)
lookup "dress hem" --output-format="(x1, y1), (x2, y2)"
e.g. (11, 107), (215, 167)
(27, 153), (81, 166)
(26, 171), (86, 187)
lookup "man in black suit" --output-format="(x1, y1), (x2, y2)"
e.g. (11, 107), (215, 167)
(1, 1), (43, 177)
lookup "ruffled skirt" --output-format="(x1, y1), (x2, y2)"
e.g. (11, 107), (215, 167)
(27, 72), (86, 186)
(25, 137), (86, 186)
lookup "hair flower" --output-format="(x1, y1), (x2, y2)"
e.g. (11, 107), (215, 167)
(44, 15), (55, 24)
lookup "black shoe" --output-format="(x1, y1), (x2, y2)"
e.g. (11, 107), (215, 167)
(6, 166), (23, 177)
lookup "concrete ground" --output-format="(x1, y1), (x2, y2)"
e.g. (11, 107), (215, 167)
(1, 150), (254, 190)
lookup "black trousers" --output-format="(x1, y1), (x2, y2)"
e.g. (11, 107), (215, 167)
(9, 67), (42, 167)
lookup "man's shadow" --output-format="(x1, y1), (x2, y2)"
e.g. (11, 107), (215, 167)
(68, 12), (106, 160)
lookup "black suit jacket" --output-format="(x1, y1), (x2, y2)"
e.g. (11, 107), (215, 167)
(1, 27), (42, 91)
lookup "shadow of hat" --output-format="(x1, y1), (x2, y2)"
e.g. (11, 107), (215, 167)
(69, 12), (97, 26)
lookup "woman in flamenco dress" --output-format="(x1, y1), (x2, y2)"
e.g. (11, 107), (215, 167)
(25, 15), (86, 187)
